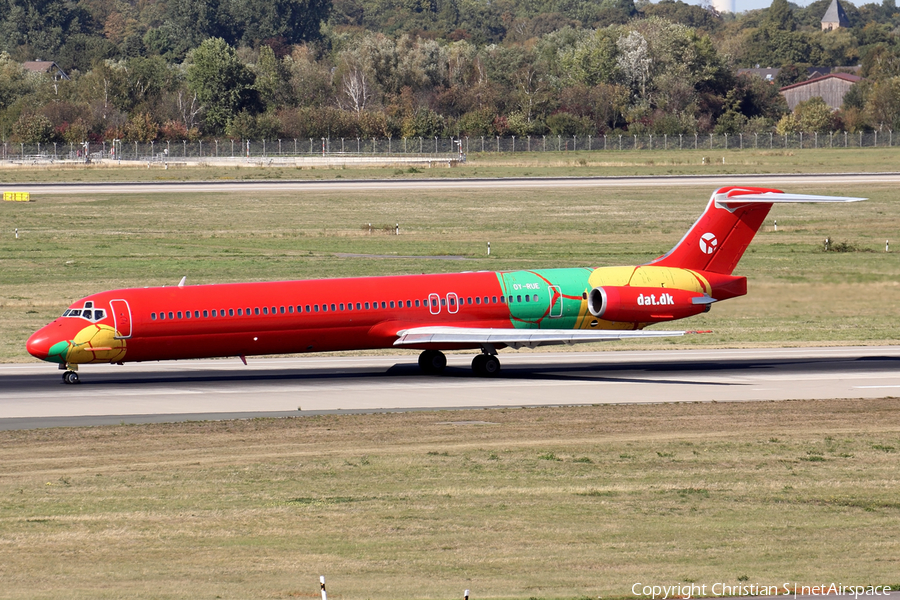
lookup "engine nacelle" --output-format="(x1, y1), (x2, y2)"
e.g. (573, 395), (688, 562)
(587, 286), (714, 323)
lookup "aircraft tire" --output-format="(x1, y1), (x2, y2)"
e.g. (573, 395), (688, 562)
(63, 371), (80, 384)
(418, 350), (447, 374)
(473, 354), (500, 377)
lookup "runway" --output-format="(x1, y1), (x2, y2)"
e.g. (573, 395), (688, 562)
(4, 172), (900, 194)
(2, 346), (899, 429)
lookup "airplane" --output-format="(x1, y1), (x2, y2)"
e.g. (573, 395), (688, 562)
(26, 186), (864, 383)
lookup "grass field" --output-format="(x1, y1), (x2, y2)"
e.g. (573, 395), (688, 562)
(1, 180), (898, 362)
(3, 147), (900, 182)
(0, 401), (898, 599)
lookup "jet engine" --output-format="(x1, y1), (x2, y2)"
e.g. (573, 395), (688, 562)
(587, 286), (715, 323)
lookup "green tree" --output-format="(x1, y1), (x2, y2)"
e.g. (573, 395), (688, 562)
(795, 96), (835, 132)
(254, 45), (290, 109)
(222, 0), (332, 46)
(765, 0), (798, 32)
(13, 113), (55, 143)
(187, 38), (259, 133)
(864, 77), (900, 130)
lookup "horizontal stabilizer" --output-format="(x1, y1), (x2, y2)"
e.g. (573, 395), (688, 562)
(395, 326), (684, 350)
(714, 191), (866, 206)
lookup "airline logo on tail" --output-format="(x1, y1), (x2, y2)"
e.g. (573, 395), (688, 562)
(699, 233), (718, 255)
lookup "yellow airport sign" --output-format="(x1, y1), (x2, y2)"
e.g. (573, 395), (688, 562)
(3, 192), (30, 202)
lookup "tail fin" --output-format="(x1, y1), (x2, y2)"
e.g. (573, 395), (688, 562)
(648, 186), (866, 275)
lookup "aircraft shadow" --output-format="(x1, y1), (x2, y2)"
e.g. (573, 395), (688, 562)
(18, 354), (900, 388)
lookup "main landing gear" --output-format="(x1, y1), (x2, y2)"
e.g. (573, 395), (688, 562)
(471, 353), (501, 377)
(418, 349), (447, 374)
(417, 350), (501, 377)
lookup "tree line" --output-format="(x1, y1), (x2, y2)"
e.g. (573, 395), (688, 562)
(5, 0), (900, 145)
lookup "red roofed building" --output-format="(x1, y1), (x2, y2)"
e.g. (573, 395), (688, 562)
(780, 73), (862, 111)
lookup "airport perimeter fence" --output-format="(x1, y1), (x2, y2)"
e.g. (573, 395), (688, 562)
(4, 130), (900, 163)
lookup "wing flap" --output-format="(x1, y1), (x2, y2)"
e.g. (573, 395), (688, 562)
(394, 326), (684, 350)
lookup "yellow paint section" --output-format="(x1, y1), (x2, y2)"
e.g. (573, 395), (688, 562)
(589, 266), (710, 294)
(67, 324), (127, 364)
(3, 191), (30, 202)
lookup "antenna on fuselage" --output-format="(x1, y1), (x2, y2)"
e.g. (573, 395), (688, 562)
(178, 276), (186, 287)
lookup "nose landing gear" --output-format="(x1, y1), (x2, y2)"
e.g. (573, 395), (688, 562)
(60, 363), (80, 384)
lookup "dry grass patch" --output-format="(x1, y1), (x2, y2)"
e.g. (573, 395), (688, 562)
(0, 401), (899, 599)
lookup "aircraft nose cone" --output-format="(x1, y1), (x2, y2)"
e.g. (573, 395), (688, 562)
(27, 322), (70, 363)
(26, 329), (52, 360)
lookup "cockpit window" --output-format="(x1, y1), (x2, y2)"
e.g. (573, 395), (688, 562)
(62, 307), (105, 322)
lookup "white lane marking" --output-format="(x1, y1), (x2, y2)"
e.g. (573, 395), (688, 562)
(854, 385), (900, 389)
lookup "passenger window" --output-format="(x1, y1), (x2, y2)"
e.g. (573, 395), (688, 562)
(151, 313), (157, 320)
(228, 309), (234, 316)
(237, 309), (243, 316)
(491, 296), (497, 303)
(306, 305), (311, 312)
(203, 310), (209, 317)
(475, 297), (480, 305)
(365, 302), (370, 309)
(331, 304), (336, 311)
(289, 306), (294, 313)
(516, 295), (521, 303)
(449, 297), (455, 306)
(212, 310), (217, 317)
(280, 306), (285, 314)
(390, 301), (395, 308)
(185, 311), (191, 319)
(262, 307), (267, 315)
(499, 296), (506, 304)
(533, 294), (539, 302)
(381, 302), (386, 309)
(340, 303), (345, 310)
(441, 298), (446, 306)
(415, 299), (420, 307)
(356, 303), (361, 310)
(525, 296), (530, 302)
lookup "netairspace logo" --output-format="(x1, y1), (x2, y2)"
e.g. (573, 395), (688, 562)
(631, 583), (894, 599)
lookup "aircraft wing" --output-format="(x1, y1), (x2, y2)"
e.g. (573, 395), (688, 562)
(394, 326), (685, 350)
